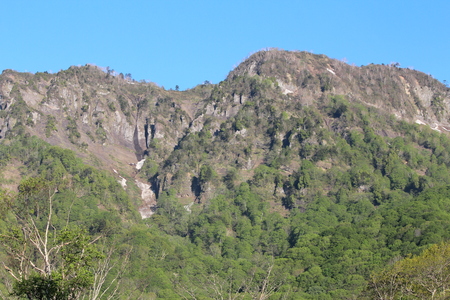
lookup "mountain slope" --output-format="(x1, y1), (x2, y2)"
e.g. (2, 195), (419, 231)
(0, 49), (449, 213)
(3, 49), (450, 299)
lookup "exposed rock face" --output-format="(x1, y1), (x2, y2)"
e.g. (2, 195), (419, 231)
(0, 67), (194, 167)
(1, 50), (449, 212)
(135, 180), (156, 219)
(228, 50), (450, 129)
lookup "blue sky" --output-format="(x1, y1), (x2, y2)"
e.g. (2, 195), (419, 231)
(1, 0), (448, 90)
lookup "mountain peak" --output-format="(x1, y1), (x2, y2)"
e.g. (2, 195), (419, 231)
(226, 49), (449, 128)
(228, 49), (335, 79)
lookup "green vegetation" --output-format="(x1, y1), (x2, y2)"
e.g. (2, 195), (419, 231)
(107, 101), (116, 111)
(368, 241), (450, 299)
(5, 105), (450, 298)
(94, 119), (107, 143)
(45, 115), (58, 137)
(140, 85), (450, 298)
(1, 50), (450, 298)
(66, 116), (81, 144)
(0, 135), (137, 298)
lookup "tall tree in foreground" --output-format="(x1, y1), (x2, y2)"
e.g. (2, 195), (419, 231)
(367, 242), (450, 300)
(0, 178), (103, 299)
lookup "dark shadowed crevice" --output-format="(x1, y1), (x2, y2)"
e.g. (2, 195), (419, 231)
(144, 122), (149, 148)
(191, 176), (201, 200)
(133, 125), (143, 161)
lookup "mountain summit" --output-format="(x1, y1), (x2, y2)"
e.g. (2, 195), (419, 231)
(230, 49), (449, 128)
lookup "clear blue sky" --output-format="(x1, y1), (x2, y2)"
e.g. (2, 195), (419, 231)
(1, 0), (448, 90)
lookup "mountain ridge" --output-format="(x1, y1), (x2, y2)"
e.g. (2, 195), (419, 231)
(1, 49), (449, 215)
(229, 49), (450, 127)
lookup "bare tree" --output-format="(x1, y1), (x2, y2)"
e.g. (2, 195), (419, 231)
(86, 246), (132, 300)
(1, 182), (102, 299)
(173, 257), (287, 300)
(0, 179), (128, 299)
(244, 259), (287, 300)
(173, 267), (246, 300)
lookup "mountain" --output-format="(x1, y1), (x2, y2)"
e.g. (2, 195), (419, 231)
(2, 49), (450, 299)
(230, 50), (449, 126)
(0, 49), (448, 215)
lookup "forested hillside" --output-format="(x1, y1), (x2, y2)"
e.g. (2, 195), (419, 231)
(1, 49), (450, 299)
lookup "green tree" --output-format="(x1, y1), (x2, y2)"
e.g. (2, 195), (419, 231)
(367, 242), (450, 299)
(0, 179), (103, 299)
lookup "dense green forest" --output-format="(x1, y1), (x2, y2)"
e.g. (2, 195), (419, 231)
(3, 102), (450, 298)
